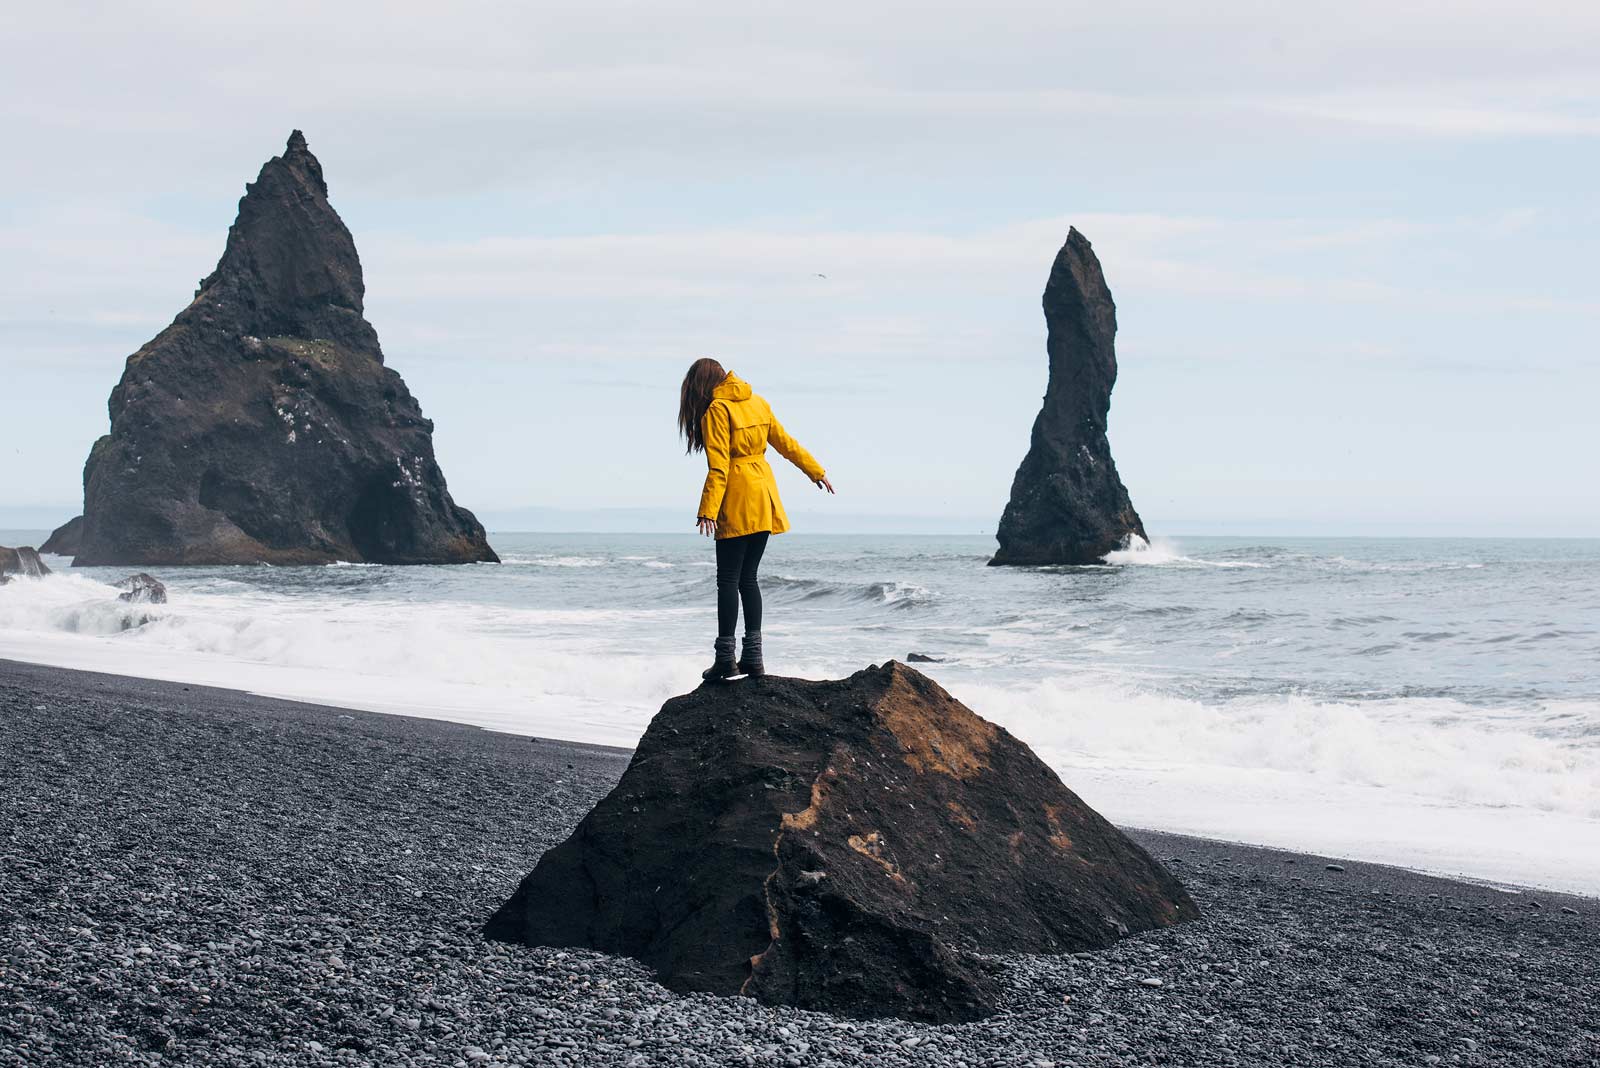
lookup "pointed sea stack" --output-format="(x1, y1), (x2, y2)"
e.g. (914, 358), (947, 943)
(991, 228), (1146, 566)
(485, 663), (1198, 1022)
(67, 131), (496, 566)
(39, 515), (82, 557)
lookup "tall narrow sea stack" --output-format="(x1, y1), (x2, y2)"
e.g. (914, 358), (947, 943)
(61, 131), (497, 566)
(991, 228), (1145, 566)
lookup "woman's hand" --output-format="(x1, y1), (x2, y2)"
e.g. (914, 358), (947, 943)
(696, 516), (717, 537)
(815, 476), (835, 495)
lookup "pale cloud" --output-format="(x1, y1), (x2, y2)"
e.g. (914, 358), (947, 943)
(1272, 97), (1600, 137)
(5, 206), (1592, 375)
(6, 2), (1599, 201)
(353, 210), (1598, 326)
(4, 2), (1598, 524)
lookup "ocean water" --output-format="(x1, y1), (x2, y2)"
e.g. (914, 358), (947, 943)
(2, 530), (1597, 895)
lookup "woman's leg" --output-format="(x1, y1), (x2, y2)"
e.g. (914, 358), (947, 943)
(737, 532), (769, 633)
(714, 535), (750, 639)
(736, 533), (769, 676)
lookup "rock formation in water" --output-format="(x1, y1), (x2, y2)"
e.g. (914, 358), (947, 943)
(0, 546), (52, 579)
(484, 662), (1198, 1022)
(991, 228), (1146, 566)
(66, 131), (497, 567)
(114, 573), (167, 604)
(39, 516), (83, 557)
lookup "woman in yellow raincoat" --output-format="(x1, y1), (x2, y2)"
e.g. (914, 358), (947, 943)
(678, 358), (834, 679)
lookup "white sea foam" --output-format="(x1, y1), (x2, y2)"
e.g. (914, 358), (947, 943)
(1102, 535), (1265, 568)
(0, 574), (693, 747)
(0, 573), (168, 636)
(1326, 555), (1488, 573)
(3, 535), (1597, 895)
(952, 676), (1600, 821)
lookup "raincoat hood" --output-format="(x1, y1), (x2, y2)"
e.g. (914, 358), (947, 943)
(711, 373), (753, 402)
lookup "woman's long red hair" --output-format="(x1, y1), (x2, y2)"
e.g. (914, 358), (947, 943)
(678, 358), (727, 454)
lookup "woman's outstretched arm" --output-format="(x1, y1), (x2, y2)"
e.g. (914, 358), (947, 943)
(769, 416), (831, 491)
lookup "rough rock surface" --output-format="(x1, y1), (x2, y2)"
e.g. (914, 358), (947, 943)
(485, 662), (1198, 1022)
(39, 515), (83, 557)
(114, 573), (167, 604)
(992, 228), (1147, 566)
(0, 546), (51, 579)
(67, 131), (497, 567)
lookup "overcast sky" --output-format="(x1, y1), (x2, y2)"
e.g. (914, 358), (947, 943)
(4, 2), (1596, 535)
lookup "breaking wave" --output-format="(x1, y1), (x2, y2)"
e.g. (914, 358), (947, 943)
(4, 531), (1597, 891)
(1101, 535), (1265, 568)
(0, 574), (165, 635)
(765, 575), (934, 609)
(956, 675), (1600, 822)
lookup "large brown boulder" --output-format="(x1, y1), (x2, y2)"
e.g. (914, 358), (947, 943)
(66, 131), (497, 567)
(991, 228), (1147, 566)
(485, 662), (1197, 1022)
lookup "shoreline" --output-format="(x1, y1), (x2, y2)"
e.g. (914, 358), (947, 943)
(2, 651), (1594, 898)
(3, 657), (1597, 1066)
(0, 656), (636, 758)
(5, 527), (1598, 899)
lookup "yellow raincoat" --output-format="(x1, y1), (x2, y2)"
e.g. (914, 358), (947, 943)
(696, 374), (826, 539)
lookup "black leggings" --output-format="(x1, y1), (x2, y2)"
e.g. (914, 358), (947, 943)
(714, 531), (769, 638)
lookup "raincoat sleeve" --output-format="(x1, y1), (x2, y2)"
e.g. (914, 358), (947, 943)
(697, 403), (731, 520)
(769, 415), (826, 483)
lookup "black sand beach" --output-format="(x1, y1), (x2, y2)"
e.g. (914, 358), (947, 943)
(2, 658), (1595, 1067)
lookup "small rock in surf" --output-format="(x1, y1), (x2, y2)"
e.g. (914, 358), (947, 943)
(115, 573), (168, 604)
(0, 546), (51, 579)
